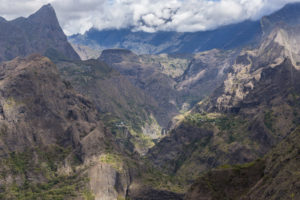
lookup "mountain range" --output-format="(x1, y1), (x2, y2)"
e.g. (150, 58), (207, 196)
(69, 20), (261, 55)
(0, 2), (299, 200)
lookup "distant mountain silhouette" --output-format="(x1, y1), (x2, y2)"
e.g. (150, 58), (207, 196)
(70, 20), (261, 54)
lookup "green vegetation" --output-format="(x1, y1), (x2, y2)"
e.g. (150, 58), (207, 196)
(7, 152), (30, 174)
(117, 195), (126, 200)
(184, 112), (221, 127)
(184, 112), (245, 132)
(218, 159), (262, 170)
(141, 164), (186, 194)
(36, 145), (72, 172)
(99, 153), (124, 172)
(101, 112), (161, 155)
(0, 174), (89, 200)
(82, 189), (95, 200)
(129, 128), (156, 153)
(0, 146), (92, 199)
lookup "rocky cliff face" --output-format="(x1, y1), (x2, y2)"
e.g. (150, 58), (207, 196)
(0, 55), (134, 200)
(147, 16), (300, 190)
(0, 55), (98, 155)
(0, 4), (79, 62)
(206, 27), (300, 114)
(71, 44), (102, 60)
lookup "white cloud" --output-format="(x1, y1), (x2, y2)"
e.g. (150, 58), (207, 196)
(0, 0), (300, 35)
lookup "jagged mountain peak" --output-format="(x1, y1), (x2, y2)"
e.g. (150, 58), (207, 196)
(28, 3), (59, 25)
(31, 4), (55, 16)
(0, 4), (80, 62)
(36, 3), (54, 13)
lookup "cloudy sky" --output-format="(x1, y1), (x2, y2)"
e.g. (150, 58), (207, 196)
(0, 0), (299, 35)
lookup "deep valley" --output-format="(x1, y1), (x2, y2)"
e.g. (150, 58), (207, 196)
(0, 2), (299, 200)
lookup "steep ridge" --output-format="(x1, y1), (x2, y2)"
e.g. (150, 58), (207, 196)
(175, 49), (237, 110)
(69, 20), (261, 54)
(0, 55), (134, 200)
(147, 17), (300, 189)
(55, 59), (162, 155)
(0, 4), (79, 62)
(0, 55), (101, 155)
(185, 127), (300, 200)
